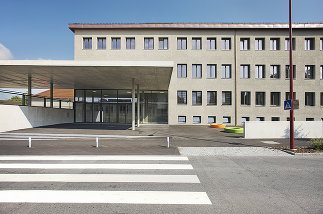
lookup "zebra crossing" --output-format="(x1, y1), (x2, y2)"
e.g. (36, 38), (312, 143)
(0, 155), (212, 205)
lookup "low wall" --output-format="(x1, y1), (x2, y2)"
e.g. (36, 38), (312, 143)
(0, 105), (74, 133)
(244, 121), (323, 139)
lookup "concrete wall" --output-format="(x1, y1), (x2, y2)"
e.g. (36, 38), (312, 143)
(244, 121), (323, 139)
(0, 105), (74, 133)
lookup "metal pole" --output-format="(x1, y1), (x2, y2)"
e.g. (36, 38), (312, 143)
(28, 137), (32, 148)
(28, 74), (32, 106)
(289, 0), (295, 149)
(137, 84), (140, 127)
(96, 137), (99, 148)
(167, 136), (170, 148)
(132, 78), (135, 131)
(50, 80), (53, 108)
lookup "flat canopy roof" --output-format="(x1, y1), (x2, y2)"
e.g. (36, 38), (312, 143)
(0, 60), (174, 90)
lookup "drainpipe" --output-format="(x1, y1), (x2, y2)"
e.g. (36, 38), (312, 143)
(234, 29), (238, 126)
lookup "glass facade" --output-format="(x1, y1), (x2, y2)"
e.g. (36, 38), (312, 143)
(74, 89), (168, 124)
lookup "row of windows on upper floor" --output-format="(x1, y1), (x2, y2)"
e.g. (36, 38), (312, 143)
(177, 91), (323, 107)
(83, 37), (323, 51)
(177, 64), (323, 80)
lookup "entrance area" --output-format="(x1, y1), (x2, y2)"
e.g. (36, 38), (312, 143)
(74, 89), (168, 124)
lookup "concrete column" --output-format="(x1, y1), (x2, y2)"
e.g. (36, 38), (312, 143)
(27, 74), (32, 106)
(50, 81), (53, 108)
(43, 98), (46, 107)
(137, 84), (140, 127)
(22, 94), (25, 106)
(59, 100), (62, 109)
(132, 78), (135, 130)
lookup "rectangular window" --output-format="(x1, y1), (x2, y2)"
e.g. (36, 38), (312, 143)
(159, 38), (168, 50)
(223, 116), (231, 124)
(241, 91), (251, 105)
(305, 38), (315, 50)
(192, 64), (202, 78)
(285, 92), (296, 100)
(256, 117), (265, 121)
(178, 116), (186, 123)
(193, 116), (201, 124)
(144, 38), (154, 50)
(305, 65), (315, 79)
(126, 38), (135, 49)
(321, 92), (323, 106)
(177, 38), (187, 50)
(207, 91), (217, 105)
(270, 92), (281, 106)
(112, 38), (121, 49)
(270, 38), (280, 50)
(305, 92), (315, 106)
(222, 91), (232, 105)
(192, 91), (202, 105)
(270, 65), (280, 79)
(241, 117), (250, 123)
(320, 38), (323, 51)
(285, 38), (296, 50)
(240, 65), (250, 79)
(192, 38), (202, 50)
(177, 64), (187, 78)
(285, 65), (296, 79)
(83, 38), (92, 49)
(306, 118), (315, 121)
(222, 65), (231, 79)
(221, 38), (231, 50)
(256, 92), (265, 106)
(321, 66), (323, 80)
(207, 64), (216, 78)
(255, 38), (265, 50)
(177, 91), (187, 104)
(97, 38), (106, 49)
(255, 65), (265, 79)
(272, 117), (280, 121)
(208, 116), (216, 123)
(207, 38), (216, 50)
(240, 38), (250, 50)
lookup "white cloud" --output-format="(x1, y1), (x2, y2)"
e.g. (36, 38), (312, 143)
(0, 43), (13, 60)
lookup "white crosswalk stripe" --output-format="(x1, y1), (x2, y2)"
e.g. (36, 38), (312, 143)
(0, 155), (212, 205)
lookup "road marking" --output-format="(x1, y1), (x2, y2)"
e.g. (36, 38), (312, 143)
(0, 163), (193, 170)
(0, 174), (200, 183)
(0, 155), (188, 161)
(0, 190), (212, 204)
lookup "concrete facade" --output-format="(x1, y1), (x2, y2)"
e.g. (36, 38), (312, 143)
(69, 23), (323, 125)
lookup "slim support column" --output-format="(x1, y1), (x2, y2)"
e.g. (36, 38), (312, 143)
(43, 98), (46, 107)
(132, 78), (135, 130)
(27, 74), (32, 106)
(137, 84), (140, 127)
(50, 81), (53, 108)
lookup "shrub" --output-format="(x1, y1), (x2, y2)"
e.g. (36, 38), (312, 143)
(309, 139), (323, 150)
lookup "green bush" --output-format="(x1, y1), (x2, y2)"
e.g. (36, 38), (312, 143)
(309, 139), (323, 150)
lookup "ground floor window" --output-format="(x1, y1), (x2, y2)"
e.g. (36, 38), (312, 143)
(178, 116), (186, 123)
(193, 116), (201, 124)
(208, 116), (216, 123)
(223, 116), (231, 123)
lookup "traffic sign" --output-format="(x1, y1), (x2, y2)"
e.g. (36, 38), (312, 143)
(284, 100), (292, 110)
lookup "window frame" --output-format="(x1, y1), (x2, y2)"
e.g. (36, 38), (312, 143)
(222, 91), (232, 105)
(255, 92), (266, 106)
(285, 65), (296, 79)
(178, 116), (186, 123)
(111, 37), (121, 49)
(305, 92), (315, 106)
(221, 38), (231, 50)
(208, 116), (216, 123)
(126, 38), (135, 49)
(223, 116), (231, 124)
(144, 38), (154, 50)
(192, 38), (202, 50)
(240, 65), (250, 79)
(305, 65), (315, 80)
(83, 37), (92, 50)
(270, 92), (281, 106)
(270, 38), (280, 50)
(255, 38), (265, 51)
(207, 91), (217, 105)
(207, 64), (217, 79)
(97, 37), (106, 50)
(177, 91), (187, 104)
(192, 64), (202, 79)
(305, 38), (315, 50)
(177, 64), (187, 78)
(240, 38), (250, 50)
(192, 91), (202, 105)
(177, 38), (187, 50)
(270, 65), (280, 79)
(193, 116), (201, 124)
(221, 65), (232, 79)
(158, 37), (168, 50)
(207, 38), (216, 50)
(255, 65), (265, 79)
(241, 91), (251, 106)
(285, 38), (296, 50)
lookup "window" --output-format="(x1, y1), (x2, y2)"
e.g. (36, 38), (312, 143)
(207, 38), (216, 50)
(192, 91), (202, 105)
(305, 92), (315, 106)
(270, 65), (280, 79)
(207, 91), (217, 105)
(306, 118), (314, 121)
(112, 38), (121, 49)
(192, 64), (202, 78)
(192, 38), (202, 50)
(270, 92), (281, 106)
(240, 38), (250, 50)
(285, 65), (296, 79)
(305, 38), (315, 50)
(178, 116), (186, 123)
(287, 117), (295, 121)
(320, 38), (323, 51)
(193, 116), (201, 124)
(321, 66), (323, 80)
(270, 38), (280, 50)
(256, 117), (265, 121)
(177, 38), (187, 50)
(240, 65), (250, 79)
(207, 64), (216, 79)
(305, 65), (315, 79)
(159, 38), (168, 50)
(256, 92), (265, 106)
(222, 65), (231, 79)
(255, 38), (265, 50)
(83, 38), (92, 49)
(126, 38), (135, 49)
(223, 116), (231, 123)
(97, 38), (106, 49)
(177, 91), (187, 104)
(177, 64), (187, 78)
(144, 38), (154, 50)
(208, 116), (216, 123)
(241, 91), (251, 105)
(255, 65), (265, 79)
(241, 117), (249, 123)
(285, 92), (296, 100)
(272, 117), (280, 121)
(222, 91), (232, 105)
(285, 38), (296, 50)
(321, 92), (323, 106)
(221, 38), (231, 50)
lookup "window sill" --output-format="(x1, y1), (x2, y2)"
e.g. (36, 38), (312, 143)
(206, 78), (217, 79)
(192, 104), (202, 106)
(255, 105), (265, 107)
(222, 104), (232, 106)
(207, 104), (217, 106)
(270, 105), (281, 107)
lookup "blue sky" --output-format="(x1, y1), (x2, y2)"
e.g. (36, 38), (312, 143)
(0, 0), (322, 60)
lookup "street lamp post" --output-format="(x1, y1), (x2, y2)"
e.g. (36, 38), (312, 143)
(289, 0), (295, 149)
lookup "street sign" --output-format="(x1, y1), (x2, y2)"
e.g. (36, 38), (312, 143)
(284, 100), (292, 110)
(293, 99), (299, 110)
